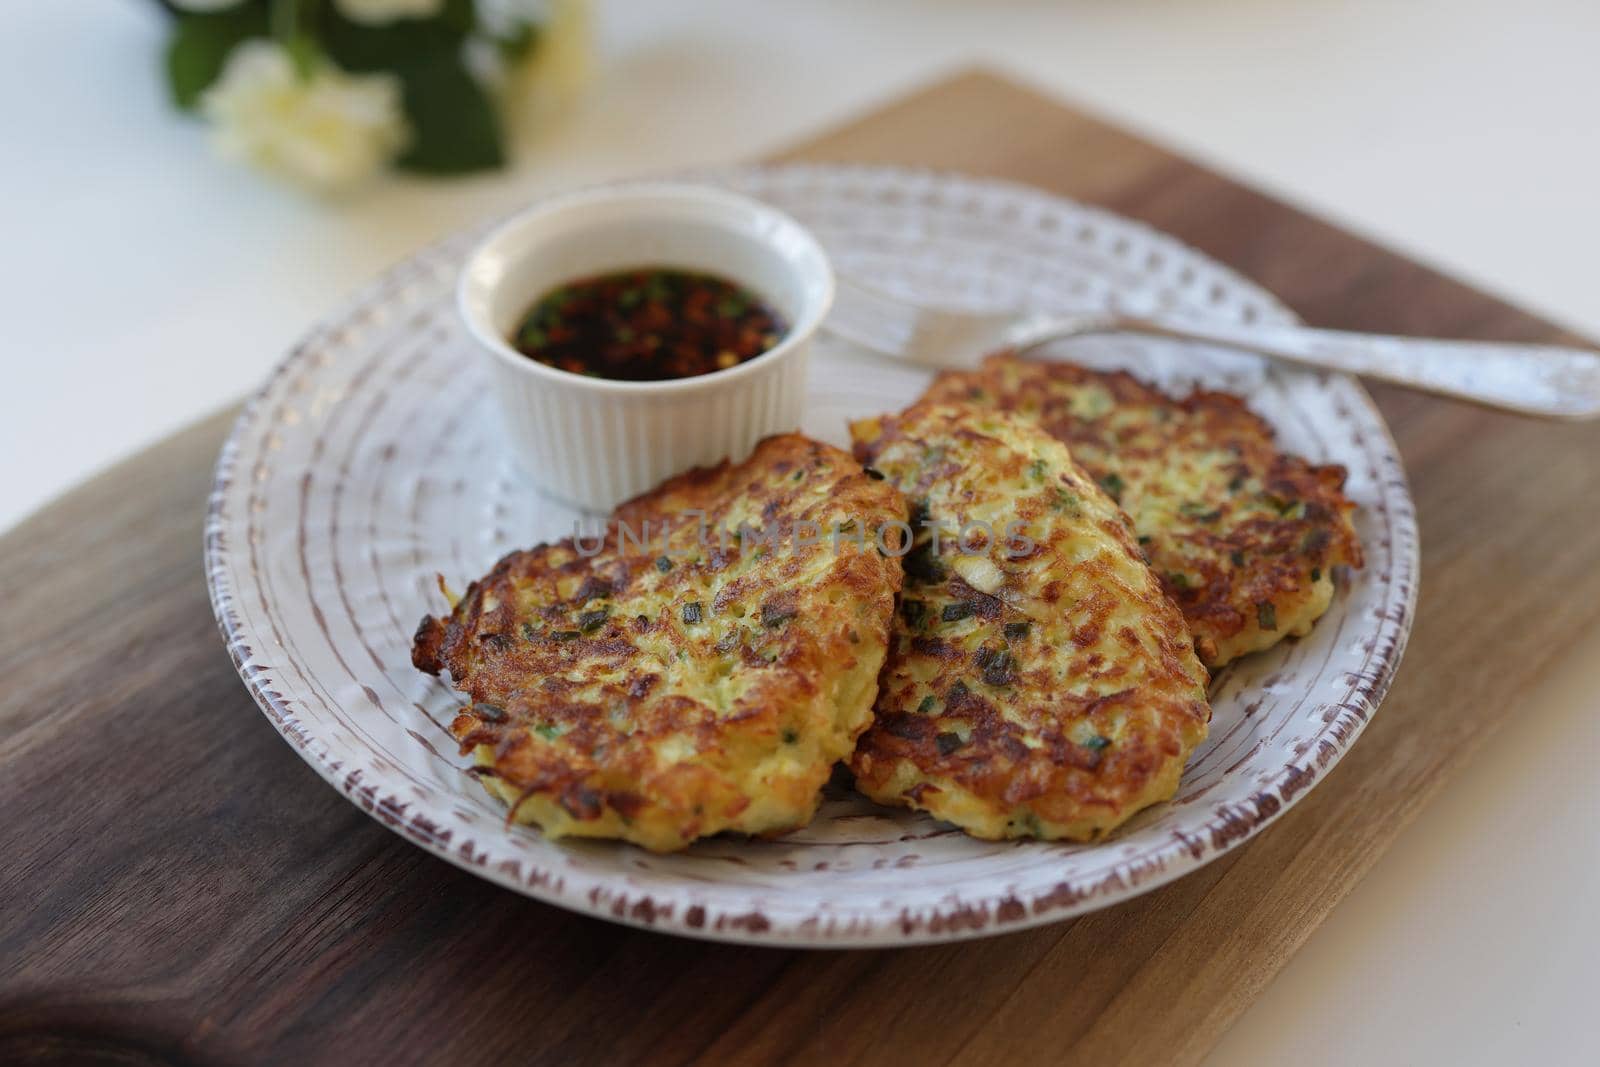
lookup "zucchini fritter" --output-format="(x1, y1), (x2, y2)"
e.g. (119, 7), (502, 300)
(412, 435), (905, 852)
(849, 404), (1211, 841)
(920, 356), (1363, 667)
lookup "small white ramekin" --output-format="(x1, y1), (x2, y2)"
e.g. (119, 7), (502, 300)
(458, 182), (833, 512)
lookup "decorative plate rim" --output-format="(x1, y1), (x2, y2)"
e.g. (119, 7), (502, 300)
(203, 164), (1420, 947)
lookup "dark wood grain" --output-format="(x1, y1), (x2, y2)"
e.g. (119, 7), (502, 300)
(5, 69), (1599, 1067)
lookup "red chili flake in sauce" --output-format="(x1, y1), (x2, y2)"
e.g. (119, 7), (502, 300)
(511, 267), (787, 381)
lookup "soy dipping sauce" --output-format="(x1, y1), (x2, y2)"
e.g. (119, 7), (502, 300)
(511, 267), (787, 381)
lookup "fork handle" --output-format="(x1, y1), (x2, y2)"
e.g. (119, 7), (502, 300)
(1014, 313), (1600, 420)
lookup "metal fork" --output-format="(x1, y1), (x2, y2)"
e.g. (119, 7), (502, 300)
(826, 279), (1600, 420)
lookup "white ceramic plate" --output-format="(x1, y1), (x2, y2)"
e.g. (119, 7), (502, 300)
(205, 165), (1418, 946)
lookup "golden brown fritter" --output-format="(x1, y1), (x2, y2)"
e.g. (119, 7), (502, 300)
(849, 404), (1211, 841)
(413, 434), (905, 852)
(919, 356), (1363, 667)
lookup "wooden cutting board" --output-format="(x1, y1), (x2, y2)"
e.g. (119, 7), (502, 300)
(5, 69), (1599, 1066)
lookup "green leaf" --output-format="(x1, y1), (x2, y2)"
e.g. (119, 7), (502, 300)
(439, 0), (478, 35)
(320, 1), (473, 73)
(165, 7), (268, 111)
(315, 0), (504, 174)
(391, 48), (504, 174)
(283, 33), (320, 79)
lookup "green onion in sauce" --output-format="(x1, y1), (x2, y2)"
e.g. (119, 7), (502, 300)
(512, 267), (787, 381)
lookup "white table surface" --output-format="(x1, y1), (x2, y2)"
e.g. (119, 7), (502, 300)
(5, 2), (1597, 1063)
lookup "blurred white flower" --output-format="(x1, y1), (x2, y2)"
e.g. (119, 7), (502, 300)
(462, 1), (591, 144)
(461, 35), (510, 95)
(334, 0), (447, 25)
(201, 41), (409, 192)
(169, 0), (245, 10)
(530, 0), (592, 100)
(507, 0), (593, 126)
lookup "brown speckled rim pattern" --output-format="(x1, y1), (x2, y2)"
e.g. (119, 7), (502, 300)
(204, 165), (1419, 946)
